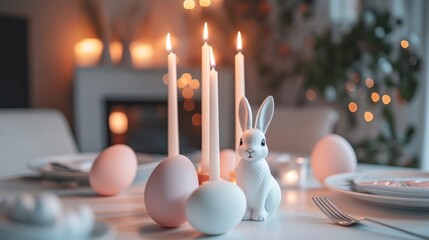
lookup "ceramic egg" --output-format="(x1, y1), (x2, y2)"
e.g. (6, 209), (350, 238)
(3, 193), (62, 225)
(220, 149), (237, 180)
(144, 154), (198, 227)
(311, 134), (357, 184)
(186, 180), (246, 235)
(89, 144), (137, 196)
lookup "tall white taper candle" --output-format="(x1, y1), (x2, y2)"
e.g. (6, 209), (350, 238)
(235, 31), (245, 162)
(209, 47), (220, 181)
(201, 22), (210, 172)
(166, 33), (179, 156)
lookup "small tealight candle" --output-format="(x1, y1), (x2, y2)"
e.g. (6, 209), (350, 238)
(278, 157), (307, 188)
(130, 42), (154, 68)
(74, 38), (103, 67)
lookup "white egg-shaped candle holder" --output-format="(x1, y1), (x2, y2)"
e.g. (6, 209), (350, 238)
(186, 180), (246, 235)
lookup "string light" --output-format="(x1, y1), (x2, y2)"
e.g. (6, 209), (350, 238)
(183, 0), (196, 9)
(177, 79), (187, 89)
(192, 113), (202, 126)
(182, 87), (194, 99)
(364, 111), (374, 122)
(365, 78), (374, 88)
(181, 73), (192, 84)
(199, 0), (211, 7)
(162, 74), (169, 85)
(184, 99), (196, 111)
(382, 94), (391, 105)
(189, 79), (200, 89)
(348, 102), (358, 113)
(346, 82), (356, 92)
(371, 92), (380, 102)
(305, 89), (316, 101)
(400, 40), (409, 49)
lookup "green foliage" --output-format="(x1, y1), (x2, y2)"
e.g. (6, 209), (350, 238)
(218, 1), (422, 167)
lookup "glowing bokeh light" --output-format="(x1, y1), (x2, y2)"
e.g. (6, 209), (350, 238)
(182, 87), (194, 99)
(348, 102), (358, 113)
(199, 0), (211, 7)
(192, 113), (202, 126)
(364, 111), (374, 122)
(305, 89), (316, 101)
(281, 170), (299, 184)
(177, 79), (187, 89)
(400, 40), (409, 49)
(382, 94), (391, 105)
(189, 79), (200, 89)
(109, 111), (128, 134)
(365, 78), (374, 88)
(183, 0), (195, 9)
(184, 99), (196, 111)
(181, 73), (192, 84)
(346, 82), (356, 92)
(371, 92), (380, 103)
(162, 74), (169, 85)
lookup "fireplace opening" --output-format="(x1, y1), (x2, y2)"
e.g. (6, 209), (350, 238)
(106, 98), (202, 154)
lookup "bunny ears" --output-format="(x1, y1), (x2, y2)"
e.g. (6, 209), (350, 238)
(238, 96), (274, 134)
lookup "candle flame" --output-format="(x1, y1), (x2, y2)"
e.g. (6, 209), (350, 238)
(166, 33), (172, 52)
(203, 22), (208, 42)
(237, 31), (242, 51)
(210, 47), (216, 68)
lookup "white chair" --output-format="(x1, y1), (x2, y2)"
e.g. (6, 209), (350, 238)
(0, 109), (78, 178)
(260, 105), (339, 156)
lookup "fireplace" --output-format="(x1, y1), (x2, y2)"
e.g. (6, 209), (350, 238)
(74, 67), (234, 153)
(106, 98), (201, 154)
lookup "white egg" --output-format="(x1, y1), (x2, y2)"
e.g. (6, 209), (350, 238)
(311, 134), (357, 184)
(9, 193), (35, 223)
(32, 193), (62, 224)
(186, 180), (246, 235)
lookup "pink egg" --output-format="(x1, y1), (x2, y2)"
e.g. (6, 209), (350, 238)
(220, 149), (237, 180)
(311, 134), (357, 184)
(89, 144), (137, 196)
(144, 154), (198, 227)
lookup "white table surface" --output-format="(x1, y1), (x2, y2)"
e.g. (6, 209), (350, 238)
(0, 164), (428, 240)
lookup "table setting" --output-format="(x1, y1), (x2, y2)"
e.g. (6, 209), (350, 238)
(1, 22), (429, 240)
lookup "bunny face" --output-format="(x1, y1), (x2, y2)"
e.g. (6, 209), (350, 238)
(238, 129), (269, 162)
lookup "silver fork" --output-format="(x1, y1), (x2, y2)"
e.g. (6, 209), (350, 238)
(312, 196), (429, 240)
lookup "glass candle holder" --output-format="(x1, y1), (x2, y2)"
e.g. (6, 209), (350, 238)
(277, 156), (308, 188)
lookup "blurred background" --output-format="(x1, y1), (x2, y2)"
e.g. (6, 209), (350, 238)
(1, 0), (428, 169)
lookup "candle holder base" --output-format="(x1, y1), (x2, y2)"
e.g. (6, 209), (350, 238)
(229, 171), (236, 184)
(197, 171), (210, 185)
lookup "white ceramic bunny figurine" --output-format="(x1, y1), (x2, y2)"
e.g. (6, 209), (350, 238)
(236, 96), (281, 221)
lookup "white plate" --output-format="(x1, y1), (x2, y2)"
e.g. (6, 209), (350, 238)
(353, 175), (429, 198)
(0, 220), (114, 240)
(324, 170), (429, 210)
(27, 153), (164, 182)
